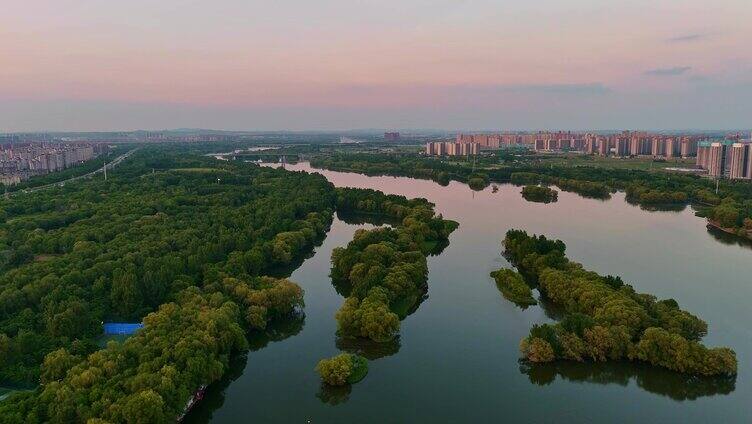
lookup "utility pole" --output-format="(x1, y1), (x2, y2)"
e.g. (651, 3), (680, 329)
(103, 159), (107, 181)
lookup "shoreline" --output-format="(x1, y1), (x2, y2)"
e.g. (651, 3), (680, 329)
(706, 220), (752, 241)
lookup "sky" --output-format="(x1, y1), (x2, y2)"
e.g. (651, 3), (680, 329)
(1, 0), (751, 132)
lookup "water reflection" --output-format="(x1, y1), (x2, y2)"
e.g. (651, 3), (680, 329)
(184, 315), (305, 423)
(313, 334), (402, 406)
(247, 313), (306, 351)
(316, 383), (352, 406)
(336, 210), (402, 227)
(706, 225), (752, 249)
(265, 231), (330, 279)
(521, 361), (736, 401)
(625, 199), (688, 212)
(335, 335), (402, 360)
(183, 354), (248, 424)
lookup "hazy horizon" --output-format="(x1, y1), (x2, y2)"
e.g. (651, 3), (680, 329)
(2, 127), (750, 135)
(2, 0), (751, 132)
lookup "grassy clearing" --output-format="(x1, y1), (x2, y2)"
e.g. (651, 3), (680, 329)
(536, 154), (696, 171)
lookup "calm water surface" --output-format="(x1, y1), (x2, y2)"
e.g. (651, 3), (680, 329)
(188, 163), (751, 423)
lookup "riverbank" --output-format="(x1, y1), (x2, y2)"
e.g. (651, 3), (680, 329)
(707, 220), (752, 241)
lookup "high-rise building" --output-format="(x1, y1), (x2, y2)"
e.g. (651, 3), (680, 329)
(614, 137), (629, 156)
(629, 137), (640, 156)
(425, 141), (479, 156)
(728, 142), (751, 180)
(665, 138), (676, 159)
(446, 142), (456, 156)
(436, 142), (446, 156)
(651, 138), (664, 157)
(697, 141), (711, 169)
(707, 142), (727, 178)
(680, 137), (698, 158)
(597, 138), (609, 156)
(425, 142), (436, 155)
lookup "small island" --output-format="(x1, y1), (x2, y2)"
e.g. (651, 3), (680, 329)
(331, 188), (458, 344)
(503, 229), (737, 377)
(316, 353), (369, 386)
(490, 268), (537, 307)
(468, 176), (488, 191)
(521, 185), (558, 203)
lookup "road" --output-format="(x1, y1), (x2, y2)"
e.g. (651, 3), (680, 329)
(10, 148), (138, 196)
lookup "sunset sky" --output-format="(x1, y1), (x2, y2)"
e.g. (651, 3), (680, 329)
(1, 0), (751, 131)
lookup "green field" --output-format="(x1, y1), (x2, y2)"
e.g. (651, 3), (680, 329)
(534, 153), (696, 171)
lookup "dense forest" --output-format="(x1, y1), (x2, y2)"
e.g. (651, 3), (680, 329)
(330, 188), (458, 342)
(0, 146), (339, 422)
(502, 230), (737, 377)
(310, 153), (752, 240)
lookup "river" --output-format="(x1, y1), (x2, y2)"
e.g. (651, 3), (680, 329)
(187, 162), (751, 423)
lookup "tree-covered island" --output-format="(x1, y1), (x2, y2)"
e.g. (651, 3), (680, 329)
(315, 353), (368, 386)
(521, 185), (558, 203)
(502, 230), (737, 377)
(331, 188), (458, 342)
(490, 268), (537, 307)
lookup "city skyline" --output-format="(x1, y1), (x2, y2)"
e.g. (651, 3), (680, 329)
(2, 0), (751, 131)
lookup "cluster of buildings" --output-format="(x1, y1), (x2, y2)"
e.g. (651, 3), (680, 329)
(425, 130), (752, 181)
(384, 132), (401, 142)
(697, 138), (752, 180)
(425, 141), (481, 156)
(519, 131), (702, 159)
(0, 142), (107, 186)
(426, 130), (707, 159)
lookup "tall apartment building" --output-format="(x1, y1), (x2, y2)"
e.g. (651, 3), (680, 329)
(1, 142), (100, 184)
(597, 138), (609, 156)
(665, 138), (676, 159)
(728, 142), (752, 180)
(455, 133), (511, 149)
(707, 142), (727, 178)
(455, 130), (701, 159)
(629, 137), (640, 155)
(696, 139), (749, 179)
(425, 143), (435, 155)
(697, 141), (711, 170)
(651, 138), (665, 157)
(614, 137), (629, 156)
(680, 137), (698, 158)
(425, 141), (479, 156)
